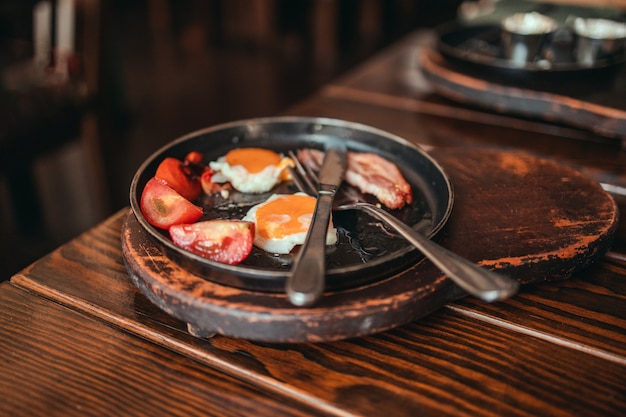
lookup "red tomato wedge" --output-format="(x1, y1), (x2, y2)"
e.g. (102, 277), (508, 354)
(140, 177), (203, 229)
(155, 157), (202, 201)
(184, 151), (204, 165)
(169, 220), (254, 265)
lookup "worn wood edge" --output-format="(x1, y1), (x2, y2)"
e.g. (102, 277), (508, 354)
(122, 210), (463, 343)
(419, 49), (626, 140)
(7, 150), (616, 344)
(9, 151), (619, 347)
(479, 204), (619, 281)
(121, 148), (619, 343)
(432, 147), (623, 362)
(431, 148), (620, 282)
(7, 238), (359, 416)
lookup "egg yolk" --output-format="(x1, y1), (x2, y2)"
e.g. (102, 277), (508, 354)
(225, 148), (282, 173)
(255, 195), (316, 239)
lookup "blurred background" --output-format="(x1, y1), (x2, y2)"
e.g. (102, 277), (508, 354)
(0, 0), (463, 279)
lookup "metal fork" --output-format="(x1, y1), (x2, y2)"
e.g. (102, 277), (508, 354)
(289, 149), (519, 302)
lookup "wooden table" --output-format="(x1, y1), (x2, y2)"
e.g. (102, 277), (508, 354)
(2, 30), (626, 416)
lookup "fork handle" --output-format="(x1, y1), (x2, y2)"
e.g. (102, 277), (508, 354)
(286, 192), (334, 307)
(349, 203), (519, 302)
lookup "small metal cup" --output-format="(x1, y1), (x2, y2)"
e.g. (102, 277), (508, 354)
(570, 17), (626, 66)
(501, 12), (559, 67)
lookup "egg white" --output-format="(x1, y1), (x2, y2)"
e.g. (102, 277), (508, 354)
(242, 193), (338, 254)
(209, 155), (291, 194)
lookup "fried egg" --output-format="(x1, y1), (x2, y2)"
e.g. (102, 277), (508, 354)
(242, 193), (338, 254)
(209, 148), (293, 193)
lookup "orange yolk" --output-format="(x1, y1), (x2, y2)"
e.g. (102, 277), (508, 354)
(255, 195), (316, 239)
(225, 148), (281, 173)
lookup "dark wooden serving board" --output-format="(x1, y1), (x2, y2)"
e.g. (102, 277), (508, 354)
(420, 48), (626, 142)
(122, 149), (618, 343)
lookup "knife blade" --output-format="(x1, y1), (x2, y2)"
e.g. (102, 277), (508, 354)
(286, 141), (347, 307)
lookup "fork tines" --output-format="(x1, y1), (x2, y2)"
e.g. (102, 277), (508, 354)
(288, 149), (320, 196)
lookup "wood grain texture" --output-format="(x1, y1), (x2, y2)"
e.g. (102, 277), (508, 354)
(0, 283), (318, 417)
(119, 148), (617, 343)
(451, 261), (626, 358)
(10, 208), (626, 416)
(123, 211), (463, 343)
(4, 280), (626, 417)
(429, 148), (618, 280)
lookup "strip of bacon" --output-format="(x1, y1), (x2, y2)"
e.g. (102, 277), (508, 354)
(345, 151), (413, 210)
(298, 149), (413, 210)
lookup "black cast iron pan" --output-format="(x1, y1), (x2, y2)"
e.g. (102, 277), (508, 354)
(129, 117), (453, 292)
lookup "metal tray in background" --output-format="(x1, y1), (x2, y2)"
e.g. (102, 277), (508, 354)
(436, 23), (626, 85)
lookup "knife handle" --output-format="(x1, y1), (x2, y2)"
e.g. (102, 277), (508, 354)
(286, 191), (334, 307)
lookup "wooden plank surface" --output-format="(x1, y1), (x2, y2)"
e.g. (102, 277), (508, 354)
(9, 186), (626, 415)
(8, 252), (626, 416)
(0, 283), (319, 417)
(452, 260), (626, 358)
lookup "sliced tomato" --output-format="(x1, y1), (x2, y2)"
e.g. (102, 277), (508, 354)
(140, 177), (203, 230)
(184, 151), (204, 165)
(169, 220), (254, 265)
(155, 157), (202, 201)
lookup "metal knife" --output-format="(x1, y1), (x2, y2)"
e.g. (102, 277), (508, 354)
(286, 141), (347, 307)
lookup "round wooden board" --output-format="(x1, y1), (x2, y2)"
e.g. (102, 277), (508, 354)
(122, 149), (618, 343)
(420, 48), (626, 140)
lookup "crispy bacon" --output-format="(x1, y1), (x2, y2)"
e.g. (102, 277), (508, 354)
(299, 149), (413, 210)
(345, 151), (413, 210)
